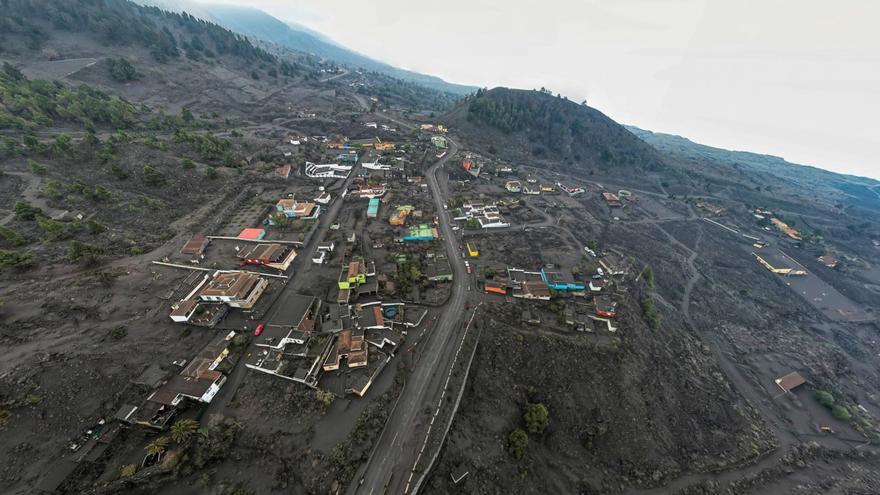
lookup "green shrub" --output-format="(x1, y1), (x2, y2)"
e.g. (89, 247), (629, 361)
(814, 390), (835, 408)
(143, 165), (166, 186)
(14, 201), (42, 221)
(523, 403), (550, 434)
(642, 297), (660, 330)
(0, 250), (33, 271)
(508, 429), (528, 459)
(68, 240), (104, 265)
(0, 226), (26, 246)
(28, 159), (46, 174)
(831, 405), (852, 422)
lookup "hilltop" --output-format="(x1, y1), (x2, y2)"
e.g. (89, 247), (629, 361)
(443, 87), (665, 176)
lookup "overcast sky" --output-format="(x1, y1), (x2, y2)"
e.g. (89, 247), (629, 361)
(204, 0), (879, 179)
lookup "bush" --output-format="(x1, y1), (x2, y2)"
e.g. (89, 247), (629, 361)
(523, 402), (550, 434)
(108, 58), (137, 82)
(28, 159), (46, 174)
(205, 166), (218, 180)
(181, 158), (195, 170)
(642, 297), (660, 330)
(14, 201), (42, 221)
(0, 250), (33, 271)
(814, 390), (835, 408)
(68, 240), (104, 265)
(143, 165), (166, 186)
(119, 464), (138, 478)
(508, 429), (528, 459)
(0, 226), (26, 246)
(643, 265), (654, 288)
(831, 405), (852, 422)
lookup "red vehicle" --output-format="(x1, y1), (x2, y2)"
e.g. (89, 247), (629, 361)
(254, 324), (265, 336)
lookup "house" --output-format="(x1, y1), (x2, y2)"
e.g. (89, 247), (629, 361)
(367, 198), (380, 218)
(350, 184), (387, 199)
(199, 271), (268, 309)
(237, 243), (297, 271)
(275, 164), (291, 179)
(403, 224), (438, 242)
(304, 162), (352, 179)
(275, 199), (320, 219)
(253, 295), (320, 350)
(541, 269), (585, 292)
(180, 233), (209, 257)
(594, 296), (617, 318)
(505, 180), (522, 193)
(317, 242), (335, 253)
(540, 185), (555, 193)
(339, 260), (368, 290)
(508, 268), (551, 300)
(523, 185), (540, 195)
(323, 329), (368, 371)
(589, 278), (606, 293)
(312, 250), (327, 264)
(774, 371), (806, 394)
(484, 279), (508, 295)
(356, 304), (387, 330)
(431, 136), (448, 149)
(420, 124), (447, 133)
(147, 331), (235, 407)
(390, 205), (415, 225)
(602, 192), (622, 207)
(771, 218), (802, 240)
(337, 150), (359, 163)
(315, 191), (332, 204)
(558, 183), (585, 196)
(238, 228), (266, 241)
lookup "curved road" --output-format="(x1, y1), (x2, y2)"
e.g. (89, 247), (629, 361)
(351, 137), (469, 494)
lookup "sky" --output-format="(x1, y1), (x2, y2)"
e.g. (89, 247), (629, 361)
(203, 0), (879, 179)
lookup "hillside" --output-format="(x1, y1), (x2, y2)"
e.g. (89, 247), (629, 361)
(444, 87), (666, 175)
(143, 1), (477, 96)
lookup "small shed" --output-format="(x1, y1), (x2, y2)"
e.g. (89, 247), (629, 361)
(775, 371), (806, 393)
(238, 228), (266, 240)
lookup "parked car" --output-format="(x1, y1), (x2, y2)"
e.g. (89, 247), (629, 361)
(254, 324), (265, 336)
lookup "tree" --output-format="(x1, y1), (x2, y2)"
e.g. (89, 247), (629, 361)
(0, 250), (34, 271)
(814, 390), (835, 408)
(28, 159), (46, 175)
(643, 265), (655, 288)
(205, 166), (218, 180)
(145, 436), (170, 456)
(68, 240), (104, 265)
(108, 58), (137, 82)
(180, 158), (195, 170)
(523, 403), (550, 434)
(170, 419), (200, 444)
(508, 429), (528, 459)
(831, 405), (852, 422)
(14, 202), (42, 221)
(143, 165), (166, 186)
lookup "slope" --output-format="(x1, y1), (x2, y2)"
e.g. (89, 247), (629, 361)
(444, 87), (667, 176)
(185, 3), (478, 96)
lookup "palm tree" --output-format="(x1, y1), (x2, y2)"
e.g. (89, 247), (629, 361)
(144, 436), (169, 456)
(169, 419), (200, 444)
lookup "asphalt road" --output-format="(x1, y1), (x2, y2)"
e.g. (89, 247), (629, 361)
(352, 137), (470, 495)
